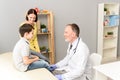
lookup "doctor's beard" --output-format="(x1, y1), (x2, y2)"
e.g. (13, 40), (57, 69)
(65, 39), (69, 42)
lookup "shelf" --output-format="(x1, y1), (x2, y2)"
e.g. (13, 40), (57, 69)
(104, 14), (119, 17)
(37, 11), (55, 64)
(103, 46), (116, 50)
(37, 12), (51, 15)
(104, 36), (117, 39)
(97, 3), (119, 64)
(37, 32), (51, 35)
(104, 26), (118, 28)
(41, 51), (52, 54)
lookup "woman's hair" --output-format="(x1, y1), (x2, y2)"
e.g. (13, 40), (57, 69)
(26, 8), (38, 22)
(67, 23), (80, 37)
(19, 23), (34, 37)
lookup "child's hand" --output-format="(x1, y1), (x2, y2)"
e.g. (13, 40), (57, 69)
(31, 55), (39, 60)
(35, 56), (39, 60)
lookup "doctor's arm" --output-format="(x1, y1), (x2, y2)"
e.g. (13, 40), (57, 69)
(50, 54), (70, 71)
(49, 53), (70, 71)
(62, 50), (89, 80)
(56, 53), (70, 68)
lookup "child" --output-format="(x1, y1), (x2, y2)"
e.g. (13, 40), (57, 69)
(13, 23), (50, 72)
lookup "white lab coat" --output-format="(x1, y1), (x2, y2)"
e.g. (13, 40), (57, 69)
(56, 38), (92, 80)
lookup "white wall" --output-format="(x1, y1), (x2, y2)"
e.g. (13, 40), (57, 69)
(0, 0), (119, 62)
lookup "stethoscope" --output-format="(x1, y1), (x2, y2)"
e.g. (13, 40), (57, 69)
(68, 37), (80, 60)
(72, 37), (80, 54)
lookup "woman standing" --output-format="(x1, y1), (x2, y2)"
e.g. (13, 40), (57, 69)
(21, 8), (49, 62)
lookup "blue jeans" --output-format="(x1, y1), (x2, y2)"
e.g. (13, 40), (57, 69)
(27, 59), (51, 71)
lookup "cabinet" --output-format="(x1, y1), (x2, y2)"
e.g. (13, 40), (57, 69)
(37, 11), (55, 64)
(97, 3), (119, 63)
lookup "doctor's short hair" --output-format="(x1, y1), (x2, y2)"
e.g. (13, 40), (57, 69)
(67, 23), (80, 37)
(19, 23), (34, 37)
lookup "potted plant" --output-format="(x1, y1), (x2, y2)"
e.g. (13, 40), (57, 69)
(104, 8), (107, 11)
(106, 32), (114, 37)
(40, 24), (47, 33)
(40, 46), (49, 53)
(40, 46), (46, 52)
(107, 32), (113, 35)
(104, 8), (107, 15)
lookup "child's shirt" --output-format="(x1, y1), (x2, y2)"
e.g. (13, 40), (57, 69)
(13, 38), (30, 71)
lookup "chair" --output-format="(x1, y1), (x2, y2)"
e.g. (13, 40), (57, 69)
(89, 53), (102, 80)
(89, 53), (102, 66)
(73, 53), (102, 80)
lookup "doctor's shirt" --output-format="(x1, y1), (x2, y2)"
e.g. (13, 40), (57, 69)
(56, 37), (90, 80)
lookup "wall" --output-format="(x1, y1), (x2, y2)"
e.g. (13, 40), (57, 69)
(0, 0), (119, 62)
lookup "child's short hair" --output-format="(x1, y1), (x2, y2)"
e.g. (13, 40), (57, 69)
(19, 23), (34, 37)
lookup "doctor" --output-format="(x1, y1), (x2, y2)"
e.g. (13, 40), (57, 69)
(50, 23), (91, 80)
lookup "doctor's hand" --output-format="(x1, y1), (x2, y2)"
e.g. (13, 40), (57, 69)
(55, 75), (62, 80)
(49, 64), (57, 71)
